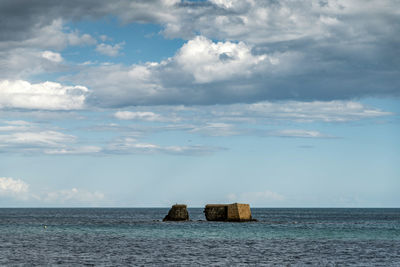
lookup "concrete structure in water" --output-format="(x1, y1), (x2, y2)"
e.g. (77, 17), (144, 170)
(204, 203), (254, 222)
(163, 204), (189, 221)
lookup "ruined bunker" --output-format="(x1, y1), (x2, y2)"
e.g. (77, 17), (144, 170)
(204, 203), (253, 222)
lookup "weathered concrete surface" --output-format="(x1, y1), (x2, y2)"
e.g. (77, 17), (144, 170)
(227, 203), (252, 221)
(163, 204), (189, 221)
(204, 204), (228, 221)
(204, 203), (254, 222)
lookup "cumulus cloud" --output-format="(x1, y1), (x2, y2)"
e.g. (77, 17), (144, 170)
(72, 32), (398, 106)
(0, 19), (96, 76)
(41, 51), (63, 62)
(0, 176), (105, 205)
(0, 80), (88, 110)
(96, 42), (124, 57)
(0, 177), (29, 196)
(1, 1), (399, 104)
(0, 17), (96, 51)
(175, 36), (273, 83)
(0, 18), (95, 80)
(71, 36), (296, 106)
(0, 48), (66, 79)
(95, 1), (400, 103)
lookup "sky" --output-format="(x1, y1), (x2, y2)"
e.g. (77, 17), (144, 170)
(0, 0), (399, 207)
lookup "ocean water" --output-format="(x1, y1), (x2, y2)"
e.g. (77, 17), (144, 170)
(0, 208), (399, 266)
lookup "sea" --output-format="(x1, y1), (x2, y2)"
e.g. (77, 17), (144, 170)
(0, 208), (399, 266)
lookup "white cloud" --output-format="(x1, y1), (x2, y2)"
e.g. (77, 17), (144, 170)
(0, 19), (96, 80)
(44, 146), (102, 155)
(189, 122), (240, 136)
(157, 0), (400, 45)
(115, 111), (161, 121)
(64, 1), (398, 105)
(4, 120), (32, 126)
(70, 36), (292, 106)
(0, 176), (105, 205)
(41, 51), (63, 63)
(114, 111), (179, 122)
(0, 120), (32, 132)
(0, 177), (29, 196)
(0, 80), (88, 110)
(96, 43), (124, 57)
(271, 129), (330, 138)
(212, 101), (393, 123)
(43, 188), (105, 204)
(0, 130), (75, 147)
(0, 120), (86, 154)
(67, 32), (96, 47)
(1, 1), (398, 104)
(0, 48), (66, 79)
(175, 36), (272, 83)
(0, 121), (107, 156)
(106, 137), (224, 156)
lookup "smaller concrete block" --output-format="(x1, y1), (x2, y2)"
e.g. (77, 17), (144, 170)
(163, 204), (189, 221)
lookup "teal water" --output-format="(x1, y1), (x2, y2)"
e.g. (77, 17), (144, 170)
(1, 208), (399, 265)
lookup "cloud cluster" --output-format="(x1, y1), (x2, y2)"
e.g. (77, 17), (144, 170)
(96, 42), (124, 57)
(0, 120), (87, 155)
(70, 36), (296, 106)
(0, 80), (88, 110)
(0, 18), (96, 80)
(211, 101), (393, 123)
(73, 34), (398, 106)
(1, 0), (398, 108)
(113, 100), (392, 128)
(0, 177), (104, 205)
(0, 177), (29, 196)
(0, 120), (225, 156)
(66, 36), (290, 107)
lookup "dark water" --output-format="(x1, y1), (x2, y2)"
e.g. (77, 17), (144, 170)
(1, 208), (399, 266)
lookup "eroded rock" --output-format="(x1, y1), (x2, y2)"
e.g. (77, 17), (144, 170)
(163, 204), (189, 221)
